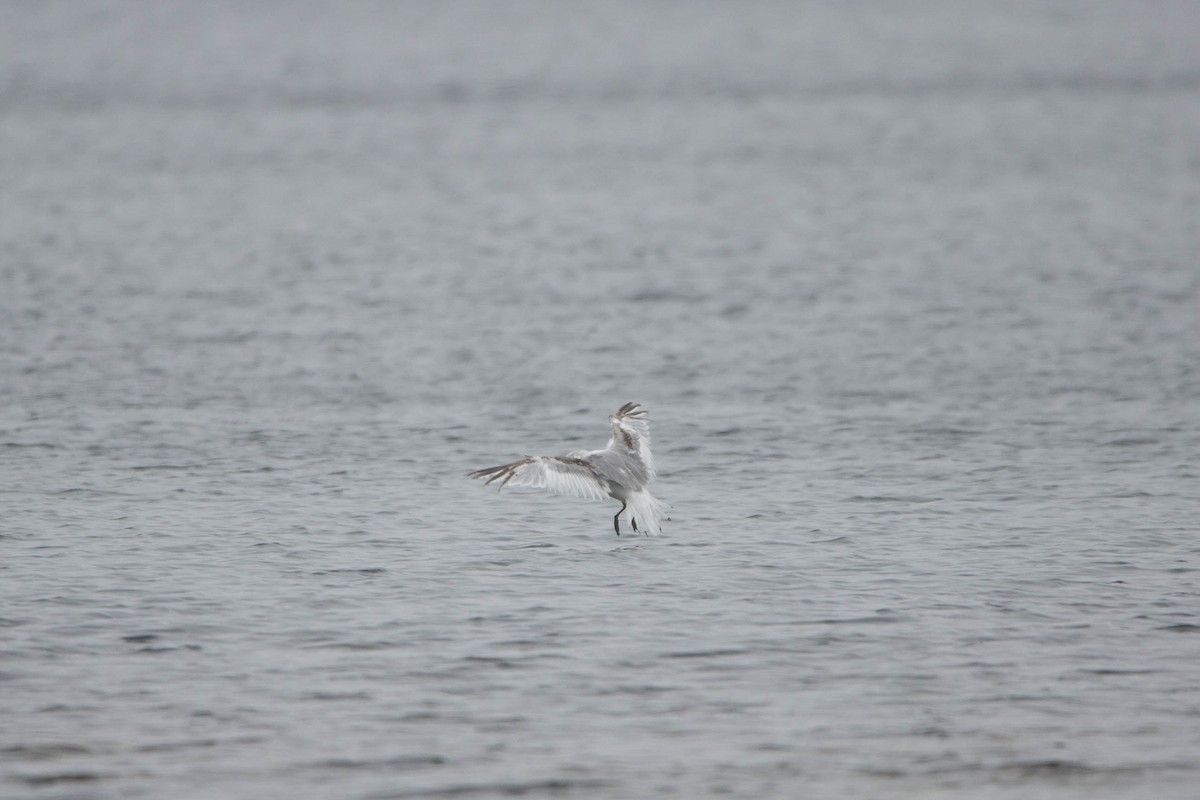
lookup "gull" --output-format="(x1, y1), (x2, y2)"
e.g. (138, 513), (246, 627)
(469, 402), (665, 536)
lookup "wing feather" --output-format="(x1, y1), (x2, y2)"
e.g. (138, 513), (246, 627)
(468, 456), (610, 501)
(608, 402), (655, 479)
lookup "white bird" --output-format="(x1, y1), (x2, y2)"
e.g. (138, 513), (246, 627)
(469, 402), (666, 536)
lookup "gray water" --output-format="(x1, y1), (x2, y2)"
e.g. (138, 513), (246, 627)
(3, 2), (1200, 798)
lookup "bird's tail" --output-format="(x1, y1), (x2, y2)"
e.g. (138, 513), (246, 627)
(625, 489), (666, 537)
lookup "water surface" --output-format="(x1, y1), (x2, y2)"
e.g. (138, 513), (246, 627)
(2, 2), (1199, 798)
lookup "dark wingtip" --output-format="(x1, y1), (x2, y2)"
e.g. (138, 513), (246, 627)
(468, 464), (507, 481)
(469, 457), (533, 488)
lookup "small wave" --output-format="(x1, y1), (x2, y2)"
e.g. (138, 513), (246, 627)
(121, 634), (159, 643)
(846, 495), (942, 503)
(0, 744), (91, 761)
(19, 772), (106, 787)
(926, 759), (1148, 779)
(662, 648), (751, 659)
(364, 779), (612, 798)
(307, 754), (444, 770)
(128, 464), (201, 471)
(775, 615), (905, 626)
(311, 567), (388, 575)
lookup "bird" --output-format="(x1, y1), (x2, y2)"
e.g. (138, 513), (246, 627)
(468, 402), (665, 536)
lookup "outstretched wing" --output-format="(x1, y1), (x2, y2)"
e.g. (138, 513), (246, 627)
(607, 402), (655, 479)
(468, 456), (610, 500)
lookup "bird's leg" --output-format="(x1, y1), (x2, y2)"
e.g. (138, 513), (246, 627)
(631, 516), (639, 534)
(613, 501), (626, 536)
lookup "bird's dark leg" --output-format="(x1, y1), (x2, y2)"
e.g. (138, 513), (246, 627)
(613, 501), (626, 536)
(631, 516), (639, 533)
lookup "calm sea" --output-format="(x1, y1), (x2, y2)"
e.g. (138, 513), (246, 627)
(2, 2), (1199, 797)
